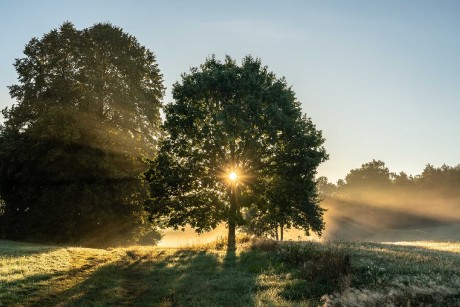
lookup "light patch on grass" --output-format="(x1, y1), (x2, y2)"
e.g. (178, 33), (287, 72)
(383, 240), (460, 253)
(0, 247), (114, 283)
(0, 241), (123, 305)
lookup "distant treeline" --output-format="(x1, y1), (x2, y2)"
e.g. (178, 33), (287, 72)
(318, 160), (460, 241)
(319, 159), (460, 198)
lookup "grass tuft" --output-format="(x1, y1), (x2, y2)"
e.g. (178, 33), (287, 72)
(1, 239), (459, 306)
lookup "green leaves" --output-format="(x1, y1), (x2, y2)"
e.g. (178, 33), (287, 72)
(145, 55), (327, 241)
(0, 22), (164, 245)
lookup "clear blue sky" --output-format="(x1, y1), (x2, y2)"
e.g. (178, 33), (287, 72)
(1, 0), (459, 182)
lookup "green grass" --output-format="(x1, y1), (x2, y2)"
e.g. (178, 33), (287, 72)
(1, 239), (459, 306)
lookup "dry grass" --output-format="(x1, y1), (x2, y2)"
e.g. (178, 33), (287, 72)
(383, 240), (460, 253)
(320, 241), (460, 306)
(1, 239), (459, 306)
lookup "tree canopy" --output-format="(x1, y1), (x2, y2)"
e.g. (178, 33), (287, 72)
(144, 56), (327, 250)
(0, 22), (164, 245)
(318, 160), (460, 199)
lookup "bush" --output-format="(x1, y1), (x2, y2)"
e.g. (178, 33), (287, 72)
(250, 237), (279, 252)
(278, 243), (352, 299)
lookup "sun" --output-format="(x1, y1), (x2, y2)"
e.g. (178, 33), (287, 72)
(229, 171), (238, 182)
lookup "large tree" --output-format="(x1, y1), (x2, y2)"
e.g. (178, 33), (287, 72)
(144, 56), (327, 250)
(0, 22), (164, 245)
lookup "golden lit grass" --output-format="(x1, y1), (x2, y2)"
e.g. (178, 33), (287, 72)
(1, 239), (287, 306)
(1, 239), (459, 306)
(383, 240), (460, 253)
(0, 240), (123, 305)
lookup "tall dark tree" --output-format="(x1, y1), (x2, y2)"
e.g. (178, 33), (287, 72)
(144, 56), (327, 250)
(0, 22), (164, 245)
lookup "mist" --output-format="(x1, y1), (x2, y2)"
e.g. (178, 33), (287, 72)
(319, 161), (460, 242)
(157, 182), (460, 245)
(156, 225), (228, 247)
(152, 161), (460, 245)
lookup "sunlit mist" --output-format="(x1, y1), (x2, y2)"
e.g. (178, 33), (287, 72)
(321, 189), (460, 242)
(156, 225), (228, 247)
(157, 224), (320, 247)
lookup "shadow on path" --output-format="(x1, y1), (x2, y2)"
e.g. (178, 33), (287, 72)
(35, 249), (258, 306)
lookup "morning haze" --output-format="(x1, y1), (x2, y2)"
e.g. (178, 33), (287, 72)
(0, 1), (459, 305)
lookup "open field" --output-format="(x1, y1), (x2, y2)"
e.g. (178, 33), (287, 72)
(1, 239), (459, 306)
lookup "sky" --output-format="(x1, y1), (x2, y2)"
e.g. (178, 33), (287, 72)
(1, 0), (459, 182)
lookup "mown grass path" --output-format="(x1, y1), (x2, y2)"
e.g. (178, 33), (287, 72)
(0, 241), (288, 306)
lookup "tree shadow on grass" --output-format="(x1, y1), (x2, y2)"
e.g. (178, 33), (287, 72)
(0, 263), (106, 305)
(32, 248), (258, 306)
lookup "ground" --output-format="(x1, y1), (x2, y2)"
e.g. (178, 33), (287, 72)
(0, 239), (459, 306)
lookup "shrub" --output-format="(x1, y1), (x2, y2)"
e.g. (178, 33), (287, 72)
(278, 243), (352, 298)
(250, 237), (279, 252)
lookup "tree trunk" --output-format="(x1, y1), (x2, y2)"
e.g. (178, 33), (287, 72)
(280, 224), (284, 241)
(227, 185), (237, 251)
(275, 226), (279, 241)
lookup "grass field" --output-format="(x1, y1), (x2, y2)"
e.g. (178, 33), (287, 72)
(1, 239), (459, 306)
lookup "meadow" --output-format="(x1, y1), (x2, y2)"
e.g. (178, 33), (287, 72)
(1, 238), (459, 306)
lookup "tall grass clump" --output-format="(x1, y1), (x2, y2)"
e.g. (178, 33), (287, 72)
(251, 239), (352, 300)
(280, 242), (351, 299)
(320, 241), (460, 306)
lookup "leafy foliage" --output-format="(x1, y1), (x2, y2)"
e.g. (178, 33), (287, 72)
(344, 160), (392, 189)
(318, 160), (460, 199)
(248, 117), (328, 240)
(0, 22), (164, 245)
(144, 56), (327, 249)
